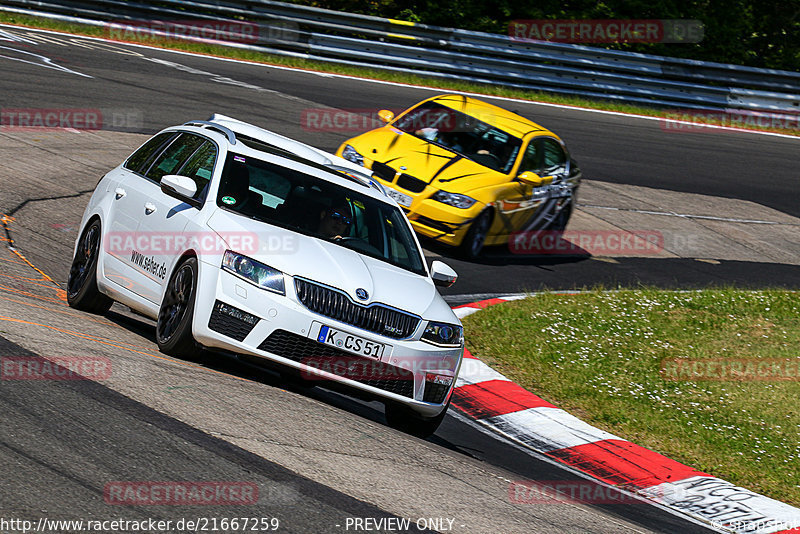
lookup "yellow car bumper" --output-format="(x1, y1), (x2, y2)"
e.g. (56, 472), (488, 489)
(367, 165), (480, 247)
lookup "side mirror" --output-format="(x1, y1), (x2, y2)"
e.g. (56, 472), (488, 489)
(430, 260), (458, 288)
(161, 175), (199, 206)
(377, 109), (395, 124)
(517, 171), (554, 187)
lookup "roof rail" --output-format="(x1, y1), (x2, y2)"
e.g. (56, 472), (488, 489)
(183, 120), (237, 145)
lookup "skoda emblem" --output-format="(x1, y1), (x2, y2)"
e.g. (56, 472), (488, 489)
(355, 288), (369, 301)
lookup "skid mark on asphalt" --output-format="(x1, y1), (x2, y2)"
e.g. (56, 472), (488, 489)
(0, 293), (143, 333)
(0, 218), (253, 385)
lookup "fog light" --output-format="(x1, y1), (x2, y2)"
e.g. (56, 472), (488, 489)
(215, 301), (259, 326)
(426, 373), (453, 387)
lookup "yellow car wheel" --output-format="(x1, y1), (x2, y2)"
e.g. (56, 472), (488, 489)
(460, 209), (492, 259)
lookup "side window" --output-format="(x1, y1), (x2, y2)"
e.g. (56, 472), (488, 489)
(517, 141), (540, 174)
(124, 133), (176, 174)
(144, 133), (205, 183)
(177, 141), (217, 199)
(542, 139), (567, 173)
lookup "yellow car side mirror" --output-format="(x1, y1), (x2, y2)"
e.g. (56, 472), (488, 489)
(518, 171), (543, 186)
(378, 109), (395, 123)
(518, 171), (554, 187)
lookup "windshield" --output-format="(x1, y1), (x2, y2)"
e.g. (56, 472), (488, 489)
(216, 153), (427, 276)
(393, 101), (522, 173)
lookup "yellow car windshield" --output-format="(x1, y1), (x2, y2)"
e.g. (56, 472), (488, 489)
(394, 101), (522, 173)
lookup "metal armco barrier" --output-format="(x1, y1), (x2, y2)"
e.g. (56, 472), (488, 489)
(2, 0), (799, 114)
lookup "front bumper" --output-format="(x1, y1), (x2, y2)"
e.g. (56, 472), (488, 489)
(192, 263), (462, 417)
(368, 166), (480, 247)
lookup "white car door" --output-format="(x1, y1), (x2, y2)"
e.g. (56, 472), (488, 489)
(134, 133), (218, 304)
(103, 132), (178, 296)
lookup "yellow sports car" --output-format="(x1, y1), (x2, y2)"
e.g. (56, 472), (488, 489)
(336, 94), (582, 258)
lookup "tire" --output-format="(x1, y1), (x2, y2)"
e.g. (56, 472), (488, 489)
(459, 209), (492, 260)
(67, 219), (113, 314)
(156, 257), (199, 358)
(385, 398), (451, 438)
(549, 201), (573, 231)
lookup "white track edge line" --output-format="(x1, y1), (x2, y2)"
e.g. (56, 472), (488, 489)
(2, 23), (800, 142)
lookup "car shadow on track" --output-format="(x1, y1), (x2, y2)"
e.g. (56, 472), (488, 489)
(102, 307), (463, 448)
(421, 239), (593, 267)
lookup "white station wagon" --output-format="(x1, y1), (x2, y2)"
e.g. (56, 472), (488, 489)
(67, 114), (464, 436)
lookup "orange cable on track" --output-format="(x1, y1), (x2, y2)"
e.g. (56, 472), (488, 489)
(0, 293), (149, 342)
(0, 283), (65, 305)
(2, 212), (66, 300)
(0, 314), (251, 382)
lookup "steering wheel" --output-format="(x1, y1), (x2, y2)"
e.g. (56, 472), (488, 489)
(470, 151), (502, 169)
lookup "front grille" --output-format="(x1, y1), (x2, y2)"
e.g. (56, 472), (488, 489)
(396, 173), (427, 193)
(294, 278), (419, 339)
(423, 380), (450, 404)
(208, 300), (259, 341)
(258, 330), (415, 398)
(370, 162), (396, 182)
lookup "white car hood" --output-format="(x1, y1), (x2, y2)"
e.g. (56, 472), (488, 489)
(206, 209), (449, 319)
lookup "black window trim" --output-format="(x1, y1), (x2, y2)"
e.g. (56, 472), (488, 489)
(540, 136), (569, 175)
(174, 138), (219, 204)
(123, 131), (178, 176)
(141, 132), (203, 185)
(515, 135), (570, 179)
(130, 130), (221, 186)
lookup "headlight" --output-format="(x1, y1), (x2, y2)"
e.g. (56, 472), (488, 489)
(341, 144), (364, 166)
(421, 321), (464, 347)
(432, 191), (477, 209)
(222, 250), (285, 295)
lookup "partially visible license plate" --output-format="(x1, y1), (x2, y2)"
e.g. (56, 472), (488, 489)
(315, 324), (386, 359)
(386, 188), (412, 208)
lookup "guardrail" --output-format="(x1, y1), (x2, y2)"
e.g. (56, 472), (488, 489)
(2, 0), (799, 115)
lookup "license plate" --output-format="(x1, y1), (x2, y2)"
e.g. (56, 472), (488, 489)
(386, 188), (412, 208)
(315, 324), (386, 359)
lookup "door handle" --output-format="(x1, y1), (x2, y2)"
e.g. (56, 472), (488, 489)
(144, 203), (156, 215)
(114, 188), (126, 199)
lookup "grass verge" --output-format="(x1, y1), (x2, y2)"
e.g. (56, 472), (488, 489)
(461, 288), (800, 505)
(1, 11), (798, 137)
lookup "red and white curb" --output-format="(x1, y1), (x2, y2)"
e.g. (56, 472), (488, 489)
(451, 296), (800, 534)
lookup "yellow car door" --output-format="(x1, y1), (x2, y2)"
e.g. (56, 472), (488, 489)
(491, 137), (550, 239)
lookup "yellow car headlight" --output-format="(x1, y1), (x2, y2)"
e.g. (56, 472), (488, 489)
(432, 191), (477, 209)
(341, 144), (364, 166)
